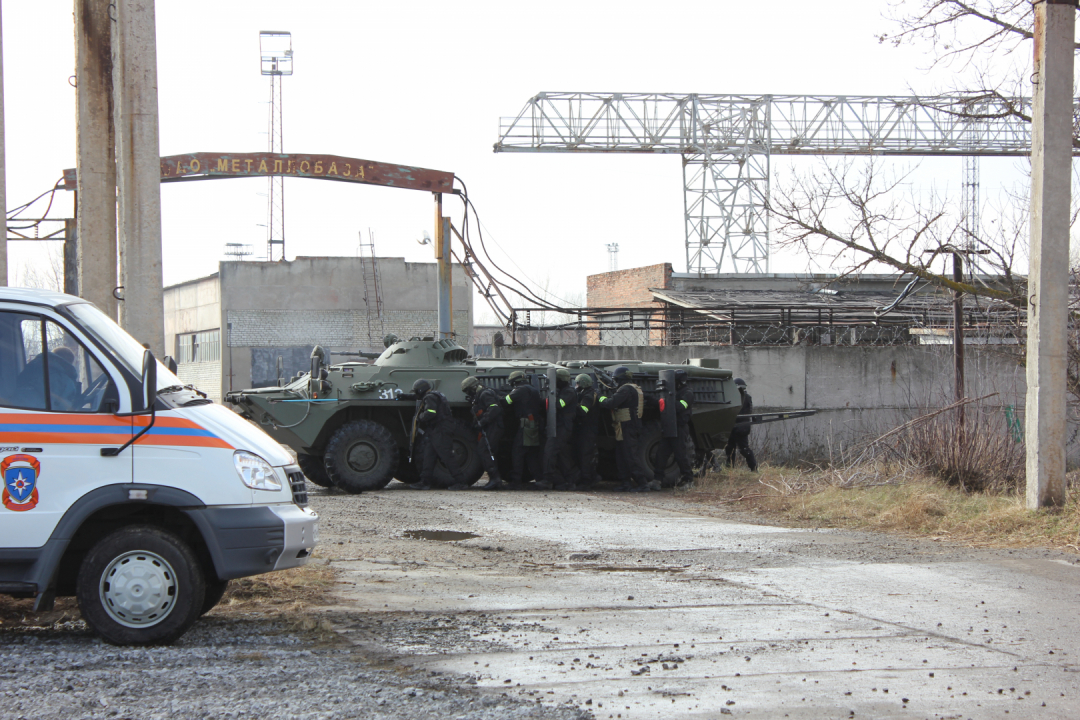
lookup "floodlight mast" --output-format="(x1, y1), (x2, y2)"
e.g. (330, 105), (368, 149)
(259, 31), (293, 261)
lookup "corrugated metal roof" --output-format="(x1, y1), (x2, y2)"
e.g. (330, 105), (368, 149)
(651, 288), (1022, 326)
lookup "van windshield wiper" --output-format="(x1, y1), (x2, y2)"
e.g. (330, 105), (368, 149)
(158, 385), (185, 395)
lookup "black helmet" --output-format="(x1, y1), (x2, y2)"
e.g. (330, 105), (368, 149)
(612, 366), (631, 385)
(734, 377), (746, 389)
(412, 379), (432, 396)
(674, 369), (689, 388)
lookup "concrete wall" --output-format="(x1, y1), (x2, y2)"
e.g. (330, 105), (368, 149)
(163, 274), (220, 354)
(217, 257), (473, 397)
(496, 343), (1055, 463)
(163, 274), (223, 401)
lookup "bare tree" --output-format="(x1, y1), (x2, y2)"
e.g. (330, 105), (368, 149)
(878, 1), (1053, 66)
(14, 245), (64, 292)
(771, 1), (1080, 299)
(769, 159), (1025, 305)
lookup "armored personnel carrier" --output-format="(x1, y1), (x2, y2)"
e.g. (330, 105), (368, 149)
(226, 337), (743, 493)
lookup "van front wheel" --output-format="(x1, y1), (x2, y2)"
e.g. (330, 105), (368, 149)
(76, 526), (205, 646)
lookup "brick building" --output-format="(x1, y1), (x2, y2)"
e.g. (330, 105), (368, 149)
(586, 263), (673, 309)
(163, 257), (472, 401)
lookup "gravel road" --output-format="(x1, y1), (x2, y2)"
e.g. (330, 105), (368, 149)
(3, 481), (1078, 719)
(0, 612), (590, 720)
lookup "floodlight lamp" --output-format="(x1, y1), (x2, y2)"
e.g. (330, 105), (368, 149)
(259, 31), (294, 76)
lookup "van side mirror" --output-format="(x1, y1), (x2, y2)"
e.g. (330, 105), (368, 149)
(163, 355), (179, 374)
(142, 349), (158, 412)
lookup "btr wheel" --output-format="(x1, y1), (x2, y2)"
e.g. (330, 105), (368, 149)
(297, 453), (333, 488)
(76, 525), (205, 646)
(394, 446), (421, 484)
(639, 420), (689, 488)
(323, 419), (397, 493)
(429, 420), (485, 488)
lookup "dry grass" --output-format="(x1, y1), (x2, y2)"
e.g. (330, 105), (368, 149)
(210, 557), (338, 616)
(687, 465), (1080, 552)
(0, 556), (339, 628)
(0, 596), (80, 628)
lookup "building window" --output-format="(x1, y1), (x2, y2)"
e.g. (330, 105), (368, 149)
(176, 329), (220, 364)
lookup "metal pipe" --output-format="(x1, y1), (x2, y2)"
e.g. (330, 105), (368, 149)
(434, 193), (452, 340)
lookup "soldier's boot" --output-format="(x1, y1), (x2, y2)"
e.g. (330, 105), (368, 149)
(478, 474), (504, 491)
(534, 479), (554, 491)
(447, 483), (470, 491)
(407, 481), (431, 490)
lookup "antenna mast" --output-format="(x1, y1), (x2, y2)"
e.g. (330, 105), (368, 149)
(358, 228), (385, 347)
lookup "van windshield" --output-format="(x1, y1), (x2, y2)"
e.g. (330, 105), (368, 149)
(66, 302), (182, 390)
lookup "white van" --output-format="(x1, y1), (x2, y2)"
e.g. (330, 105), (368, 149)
(0, 288), (318, 645)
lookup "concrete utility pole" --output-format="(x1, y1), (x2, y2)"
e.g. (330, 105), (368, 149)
(0, 1), (7, 287)
(112, 0), (164, 355)
(75, 0), (117, 318)
(1025, 0), (1076, 509)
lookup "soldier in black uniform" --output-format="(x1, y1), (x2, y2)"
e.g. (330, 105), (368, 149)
(598, 365), (655, 492)
(654, 369), (695, 487)
(463, 376), (505, 491)
(572, 373), (601, 489)
(540, 368), (579, 491)
(402, 378), (468, 490)
(505, 370), (544, 488)
(725, 377), (758, 471)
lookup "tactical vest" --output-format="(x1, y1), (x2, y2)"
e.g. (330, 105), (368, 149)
(611, 383), (645, 440)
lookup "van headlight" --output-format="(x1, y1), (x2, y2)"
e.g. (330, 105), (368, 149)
(233, 451), (282, 491)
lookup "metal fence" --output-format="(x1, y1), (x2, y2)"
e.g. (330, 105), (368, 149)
(467, 306), (1027, 352)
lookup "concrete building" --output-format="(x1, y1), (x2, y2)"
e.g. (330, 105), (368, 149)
(163, 257), (472, 401)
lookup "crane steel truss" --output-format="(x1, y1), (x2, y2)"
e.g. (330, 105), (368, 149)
(495, 92), (1047, 274)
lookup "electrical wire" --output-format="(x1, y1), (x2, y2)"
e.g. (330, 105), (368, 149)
(455, 178), (554, 308)
(6, 179), (64, 231)
(875, 274), (925, 318)
(453, 177), (577, 313)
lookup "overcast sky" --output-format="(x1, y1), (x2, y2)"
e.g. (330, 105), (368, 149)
(3, 0), (1035, 314)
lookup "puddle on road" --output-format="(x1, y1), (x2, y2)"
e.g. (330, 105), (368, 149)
(581, 565), (686, 573)
(404, 530), (479, 542)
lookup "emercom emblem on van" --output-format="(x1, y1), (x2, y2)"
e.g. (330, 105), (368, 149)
(2, 454), (41, 511)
